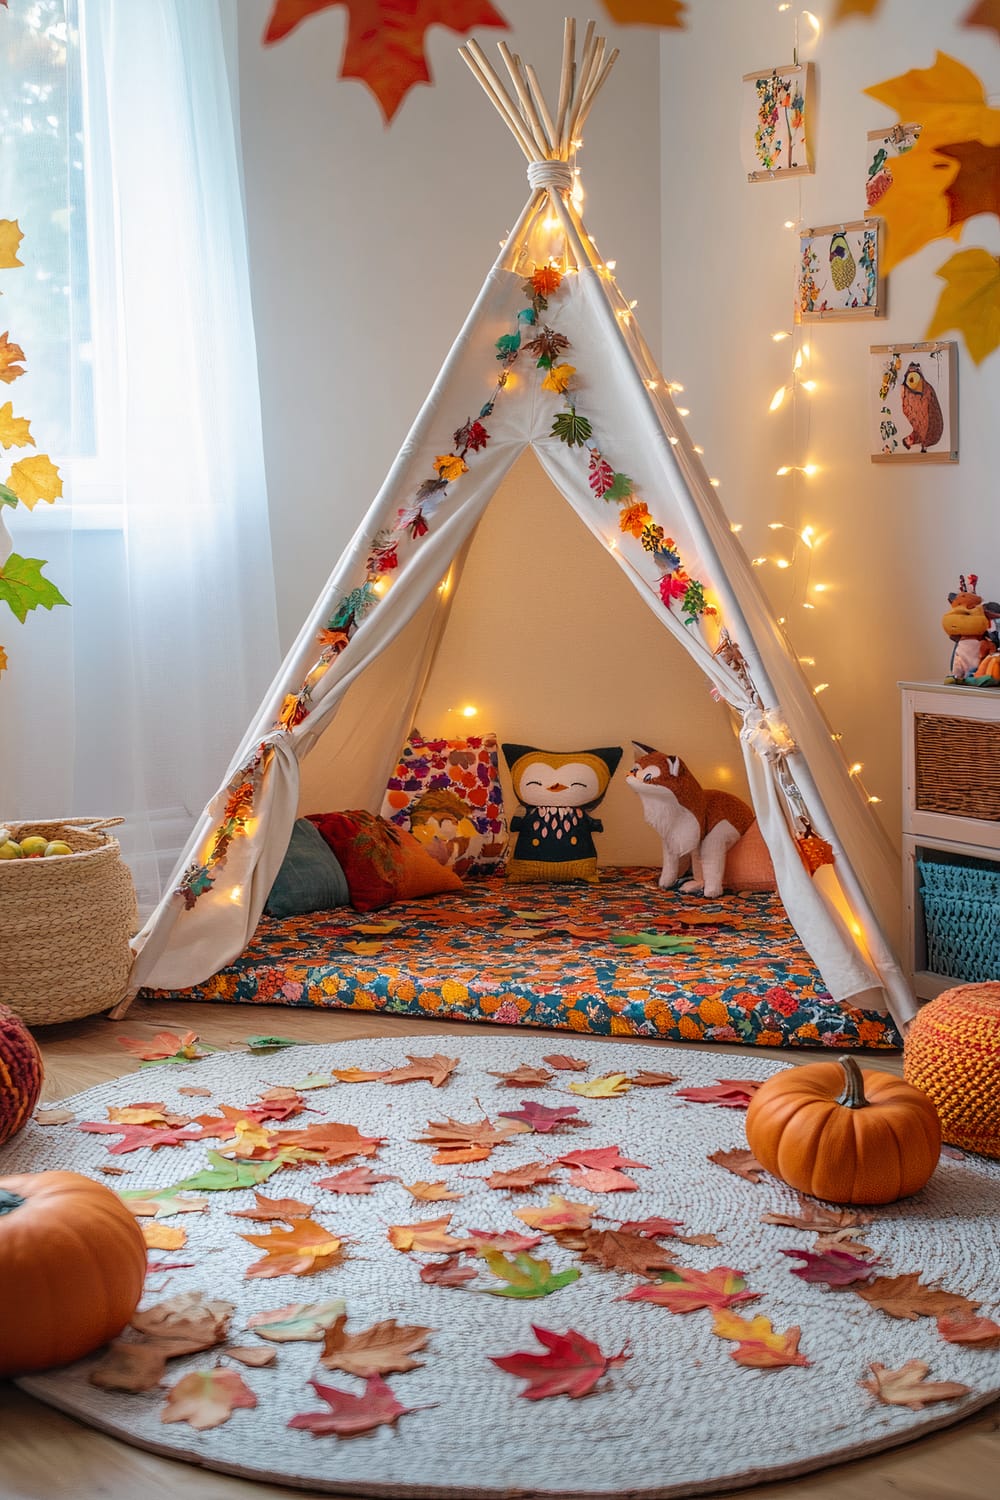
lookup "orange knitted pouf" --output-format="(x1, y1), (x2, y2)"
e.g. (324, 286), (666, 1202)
(904, 982), (1000, 1158)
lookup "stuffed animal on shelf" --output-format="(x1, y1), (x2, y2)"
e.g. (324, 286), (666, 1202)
(942, 574), (1000, 683)
(626, 744), (756, 897)
(502, 743), (622, 884)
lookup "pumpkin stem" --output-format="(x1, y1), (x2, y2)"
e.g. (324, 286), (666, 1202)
(0, 1188), (26, 1216)
(835, 1055), (869, 1109)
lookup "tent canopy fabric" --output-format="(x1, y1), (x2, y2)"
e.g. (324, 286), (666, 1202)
(120, 27), (914, 1031)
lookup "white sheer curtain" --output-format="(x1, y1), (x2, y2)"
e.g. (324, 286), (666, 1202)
(0, 0), (279, 914)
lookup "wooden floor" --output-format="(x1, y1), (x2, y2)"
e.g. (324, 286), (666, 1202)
(3, 998), (998, 1500)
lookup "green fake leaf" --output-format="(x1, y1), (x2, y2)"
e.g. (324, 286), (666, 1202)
(244, 1035), (301, 1053)
(611, 932), (695, 952)
(551, 410), (593, 447)
(603, 472), (634, 502)
(478, 1250), (581, 1299)
(173, 1150), (283, 1194)
(0, 553), (69, 623)
(0, 483), (18, 508)
(495, 333), (521, 360)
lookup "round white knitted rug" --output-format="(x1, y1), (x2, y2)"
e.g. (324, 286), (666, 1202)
(4, 1034), (1000, 1498)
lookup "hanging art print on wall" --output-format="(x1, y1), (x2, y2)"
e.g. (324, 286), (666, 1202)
(870, 342), (958, 463)
(798, 220), (882, 320)
(865, 122), (921, 213)
(741, 63), (813, 181)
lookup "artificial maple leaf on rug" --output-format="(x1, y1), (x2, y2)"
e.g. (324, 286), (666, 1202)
(89, 1341), (170, 1393)
(413, 1114), (519, 1164)
(616, 1216), (684, 1239)
(121, 1190), (208, 1220)
(761, 1196), (873, 1234)
(288, 1373), (427, 1436)
(622, 1266), (759, 1314)
(316, 1165), (395, 1195)
(261, 0), (509, 122)
(711, 1310), (811, 1369)
(32, 1106), (75, 1125)
(673, 1080), (762, 1108)
(403, 1179), (462, 1201)
(467, 1229), (544, 1253)
(780, 1247), (879, 1287)
(77, 1121), (202, 1154)
(378, 1053), (459, 1088)
(419, 1254), (477, 1287)
(142, 1222), (188, 1252)
(177, 1085), (213, 1098)
(106, 1103), (191, 1127)
(557, 1144), (649, 1173)
(161, 1368), (258, 1431)
(575, 1229), (679, 1278)
(331, 1066), (386, 1083)
(852, 1274), (979, 1321)
(859, 1360), (973, 1411)
(319, 1314), (433, 1377)
(486, 1160), (560, 1191)
(224, 1346), (277, 1368)
(936, 1313), (1000, 1345)
(514, 1194), (595, 1233)
(173, 1151), (283, 1193)
(497, 1100), (583, 1133)
(490, 1325), (631, 1401)
(630, 1070), (681, 1088)
(568, 1073), (631, 1099)
(489, 1064), (554, 1087)
(387, 1214), (476, 1254)
(565, 1165), (640, 1194)
(276, 1120), (385, 1163)
(246, 1300), (346, 1343)
(115, 1030), (213, 1064)
(131, 1291), (234, 1358)
(228, 1191), (315, 1222)
(478, 1250), (580, 1299)
(542, 1054), (589, 1072)
(240, 1220), (346, 1279)
(708, 1148), (765, 1183)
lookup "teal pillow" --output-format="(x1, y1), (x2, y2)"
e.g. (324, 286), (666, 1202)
(265, 817), (350, 918)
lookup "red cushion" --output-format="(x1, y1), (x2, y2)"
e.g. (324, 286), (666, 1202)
(308, 810), (463, 913)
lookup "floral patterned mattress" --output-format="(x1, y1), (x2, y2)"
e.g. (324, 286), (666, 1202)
(147, 867), (901, 1050)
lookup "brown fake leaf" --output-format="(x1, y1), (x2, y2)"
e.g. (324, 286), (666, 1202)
(676, 1232), (722, 1248)
(761, 1198), (872, 1234)
(963, 0), (1000, 41)
(316, 1165), (395, 1195)
(938, 140), (1000, 228)
(413, 1115), (518, 1164)
(617, 1216), (684, 1238)
(277, 1120), (384, 1162)
(853, 1274), (979, 1321)
(542, 1054), (589, 1071)
(420, 1254), (477, 1287)
(229, 1191), (315, 1221)
(132, 1291), (234, 1358)
(576, 1228), (679, 1277)
(486, 1161), (560, 1192)
(489, 1064), (553, 1087)
(630, 1070), (681, 1088)
(240, 1220), (345, 1279)
(709, 1148), (765, 1183)
(319, 1314), (433, 1377)
(224, 1345), (278, 1367)
(161, 1367), (258, 1430)
(98, 1164), (129, 1176)
(33, 1106), (75, 1125)
(379, 1053), (459, 1088)
(89, 1340), (169, 1392)
(287, 1372), (426, 1437)
(387, 1214), (475, 1254)
(403, 1180), (462, 1201)
(936, 1312), (1000, 1345)
(859, 1360), (972, 1410)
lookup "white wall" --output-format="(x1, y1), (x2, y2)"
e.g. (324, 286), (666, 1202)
(658, 0), (1000, 851)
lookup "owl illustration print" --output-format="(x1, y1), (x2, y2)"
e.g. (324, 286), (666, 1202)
(626, 745), (754, 897)
(901, 362), (944, 453)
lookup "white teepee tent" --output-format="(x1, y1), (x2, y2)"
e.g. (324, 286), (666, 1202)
(119, 23), (915, 1031)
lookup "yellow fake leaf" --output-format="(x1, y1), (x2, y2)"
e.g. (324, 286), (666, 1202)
(0, 220), (24, 269)
(601, 0), (686, 22)
(432, 453), (468, 482)
(832, 0), (882, 18)
(0, 403), (34, 451)
(926, 247), (1000, 364)
(864, 53), (1000, 154)
(711, 1309), (810, 1367)
(568, 1073), (631, 1098)
(873, 145), (961, 273)
(6, 454), (62, 510)
(541, 363), (576, 395)
(0, 645), (8, 675)
(142, 1222), (188, 1251)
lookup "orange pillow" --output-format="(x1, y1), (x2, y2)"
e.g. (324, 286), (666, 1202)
(723, 820), (777, 893)
(308, 810), (463, 912)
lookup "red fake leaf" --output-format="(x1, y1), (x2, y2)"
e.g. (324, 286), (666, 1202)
(859, 1360), (972, 1411)
(556, 1145), (649, 1173)
(497, 1100), (583, 1133)
(485, 1161), (560, 1192)
(588, 452), (616, 498)
(779, 1247), (879, 1287)
(565, 1167), (639, 1194)
(420, 1255), (477, 1287)
(454, 418), (490, 452)
(672, 1079), (763, 1108)
(77, 1121), (202, 1154)
(542, 1054), (589, 1071)
(616, 1216), (684, 1238)
(262, 0), (509, 123)
(936, 1312), (1000, 1345)
(316, 1166), (395, 1195)
(490, 1324), (631, 1401)
(229, 1192), (314, 1222)
(288, 1372), (426, 1435)
(621, 1266), (760, 1314)
(161, 1368), (257, 1431)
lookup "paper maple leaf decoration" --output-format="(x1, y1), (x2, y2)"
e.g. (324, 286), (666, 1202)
(262, 0), (509, 123)
(963, 0), (1000, 40)
(600, 0), (686, 23)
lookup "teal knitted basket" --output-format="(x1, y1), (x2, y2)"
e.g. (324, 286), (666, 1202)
(918, 854), (1000, 984)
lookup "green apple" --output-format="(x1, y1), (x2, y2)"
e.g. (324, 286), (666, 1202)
(44, 840), (73, 857)
(19, 836), (49, 858)
(0, 839), (23, 860)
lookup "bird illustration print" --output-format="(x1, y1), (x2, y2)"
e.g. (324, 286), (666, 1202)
(901, 361), (945, 452)
(829, 231), (856, 294)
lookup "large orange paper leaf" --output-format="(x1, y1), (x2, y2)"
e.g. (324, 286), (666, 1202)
(964, 0), (1000, 39)
(600, 0), (686, 24)
(161, 1368), (257, 1431)
(490, 1324), (631, 1401)
(262, 1), (509, 123)
(514, 1194), (595, 1233)
(926, 247), (1000, 363)
(864, 53), (1000, 151)
(859, 1360), (972, 1410)
(621, 1265), (760, 1314)
(711, 1309), (811, 1368)
(240, 1220), (345, 1279)
(873, 144), (962, 272)
(288, 1372), (425, 1436)
(319, 1314), (433, 1376)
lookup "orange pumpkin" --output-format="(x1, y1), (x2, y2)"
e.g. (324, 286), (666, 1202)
(0, 1170), (147, 1375)
(745, 1056), (941, 1205)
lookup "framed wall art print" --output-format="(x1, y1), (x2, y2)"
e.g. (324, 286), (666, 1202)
(741, 63), (814, 182)
(871, 342), (958, 463)
(798, 220), (883, 321)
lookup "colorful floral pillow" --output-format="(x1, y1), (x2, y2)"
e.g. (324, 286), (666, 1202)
(380, 732), (508, 877)
(308, 810), (463, 913)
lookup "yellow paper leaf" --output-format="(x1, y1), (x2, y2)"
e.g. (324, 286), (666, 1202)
(142, 1222), (188, 1251)
(864, 53), (1000, 153)
(541, 363), (576, 395)
(600, 0), (686, 23)
(0, 403), (34, 451)
(872, 145), (961, 273)
(432, 453), (468, 482)
(0, 220), (24, 269)
(6, 454), (61, 510)
(568, 1073), (631, 1098)
(926, 247), (1000, 364)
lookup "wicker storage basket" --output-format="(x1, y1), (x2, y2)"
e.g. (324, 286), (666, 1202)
(917, 853), (1000, 985)
(0, 818), (139, 1025)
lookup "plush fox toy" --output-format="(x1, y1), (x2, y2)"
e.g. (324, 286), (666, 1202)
(626, 744), (755, 897)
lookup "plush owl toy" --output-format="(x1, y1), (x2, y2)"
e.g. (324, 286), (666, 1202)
(502, 743), (623, 885)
